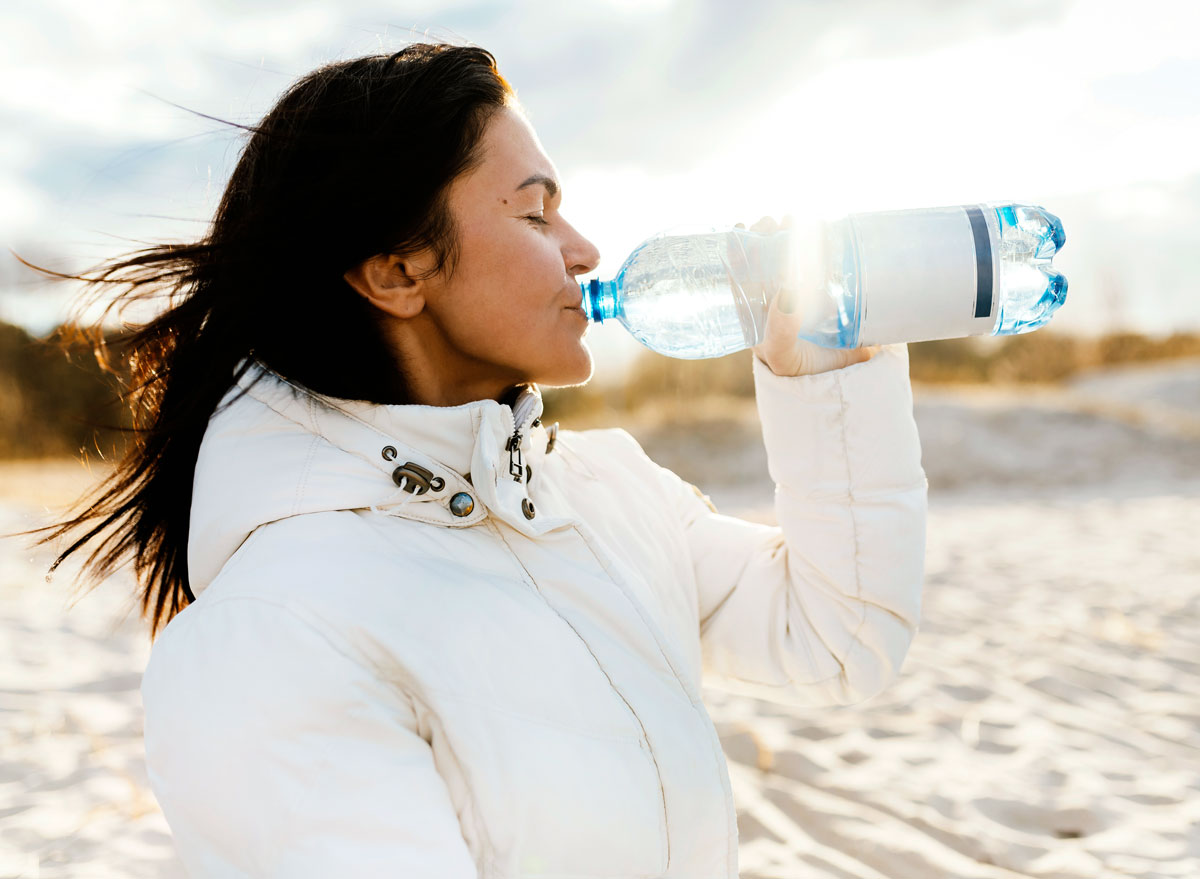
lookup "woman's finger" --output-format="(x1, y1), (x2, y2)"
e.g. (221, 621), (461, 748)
(749, 216), (778, 235)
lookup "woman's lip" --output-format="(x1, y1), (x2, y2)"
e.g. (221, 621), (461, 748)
(565, 305), (587, 318)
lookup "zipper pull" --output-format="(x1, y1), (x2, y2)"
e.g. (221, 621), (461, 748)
(506, 431), (524, 482)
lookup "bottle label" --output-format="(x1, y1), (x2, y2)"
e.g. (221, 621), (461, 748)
(851, 205), (999, 346)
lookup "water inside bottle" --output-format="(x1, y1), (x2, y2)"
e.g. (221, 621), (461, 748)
(993, 205), (1068, 335)
(615, 232), (769, 359)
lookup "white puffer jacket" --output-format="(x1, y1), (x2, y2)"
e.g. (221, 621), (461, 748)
(141, 346), (927, 878)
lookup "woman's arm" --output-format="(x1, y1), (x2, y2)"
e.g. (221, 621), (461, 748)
(141, 597), (478, 878)
(661, 344), (928, 707)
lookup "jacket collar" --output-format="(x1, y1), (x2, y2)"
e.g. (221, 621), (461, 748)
(188, 358), (566, 595)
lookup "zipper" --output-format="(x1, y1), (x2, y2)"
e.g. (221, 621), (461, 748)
(506, 391), (541, 484)
(506, 430), (525, 483)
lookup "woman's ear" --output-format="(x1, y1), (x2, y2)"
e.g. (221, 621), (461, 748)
(343, 253), (431, 319)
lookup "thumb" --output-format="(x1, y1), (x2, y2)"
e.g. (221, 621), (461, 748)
(774, 283), (801, 316)
(758, 284), (805, 354)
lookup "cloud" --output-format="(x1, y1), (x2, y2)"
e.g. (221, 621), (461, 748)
(480, 0), (1076, 172)
(1091, 57), (1200, 118)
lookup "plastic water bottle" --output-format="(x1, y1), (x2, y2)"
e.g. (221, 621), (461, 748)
(580, 203), (1067, 359)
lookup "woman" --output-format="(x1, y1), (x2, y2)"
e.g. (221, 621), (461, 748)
(40, 43), (927, 877)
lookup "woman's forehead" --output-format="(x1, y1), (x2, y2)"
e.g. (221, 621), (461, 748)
(479, 107), (558, 193)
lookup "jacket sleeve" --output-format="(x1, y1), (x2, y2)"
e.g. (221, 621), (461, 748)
(141, 596), (478, 879)
(661, 343), (928, 707)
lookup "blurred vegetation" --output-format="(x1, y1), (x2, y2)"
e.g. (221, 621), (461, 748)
(0, 320), (131, 460)
(1, 317), (1199, 458)
(905, 330), (1200, 384)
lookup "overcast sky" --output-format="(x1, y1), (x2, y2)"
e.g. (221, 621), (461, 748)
(3, 0), (1199, 359)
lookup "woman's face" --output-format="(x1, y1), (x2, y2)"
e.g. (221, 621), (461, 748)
(416, 105), (601, 397)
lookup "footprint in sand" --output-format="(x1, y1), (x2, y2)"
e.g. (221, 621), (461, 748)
(938, 683), (990, 702)
(972, 797), (1111, 839)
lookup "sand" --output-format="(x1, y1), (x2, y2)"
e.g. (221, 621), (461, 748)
(2, 359), (1197, 878)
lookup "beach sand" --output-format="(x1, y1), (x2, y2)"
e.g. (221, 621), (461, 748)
(2, 360), (1197, 878)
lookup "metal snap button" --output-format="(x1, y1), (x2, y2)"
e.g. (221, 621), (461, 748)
(521, 498), (536, 520)
(450, 492), (475, 518)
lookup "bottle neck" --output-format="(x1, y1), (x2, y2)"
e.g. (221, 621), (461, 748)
(581, 278), (621, 323)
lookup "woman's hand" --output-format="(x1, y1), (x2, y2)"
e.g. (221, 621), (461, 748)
(742, 216), (880, 377)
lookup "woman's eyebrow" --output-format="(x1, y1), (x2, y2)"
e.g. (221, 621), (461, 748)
(515, 174), (559, 198)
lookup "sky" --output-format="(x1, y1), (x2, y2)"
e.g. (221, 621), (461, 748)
(2, 0), (1199, 373)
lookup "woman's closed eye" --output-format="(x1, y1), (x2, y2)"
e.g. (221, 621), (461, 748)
(523, 213), (549, 226)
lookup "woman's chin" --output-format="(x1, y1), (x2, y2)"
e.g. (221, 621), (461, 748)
(536, 345), (593, 388)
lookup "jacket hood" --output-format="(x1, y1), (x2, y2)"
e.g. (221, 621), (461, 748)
(187, 359), (557, 596)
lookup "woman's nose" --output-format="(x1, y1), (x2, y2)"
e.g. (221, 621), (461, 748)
(564, 222), (601, 276)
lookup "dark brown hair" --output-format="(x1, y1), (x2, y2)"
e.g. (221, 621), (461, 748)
(20, 43), (515, 636)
